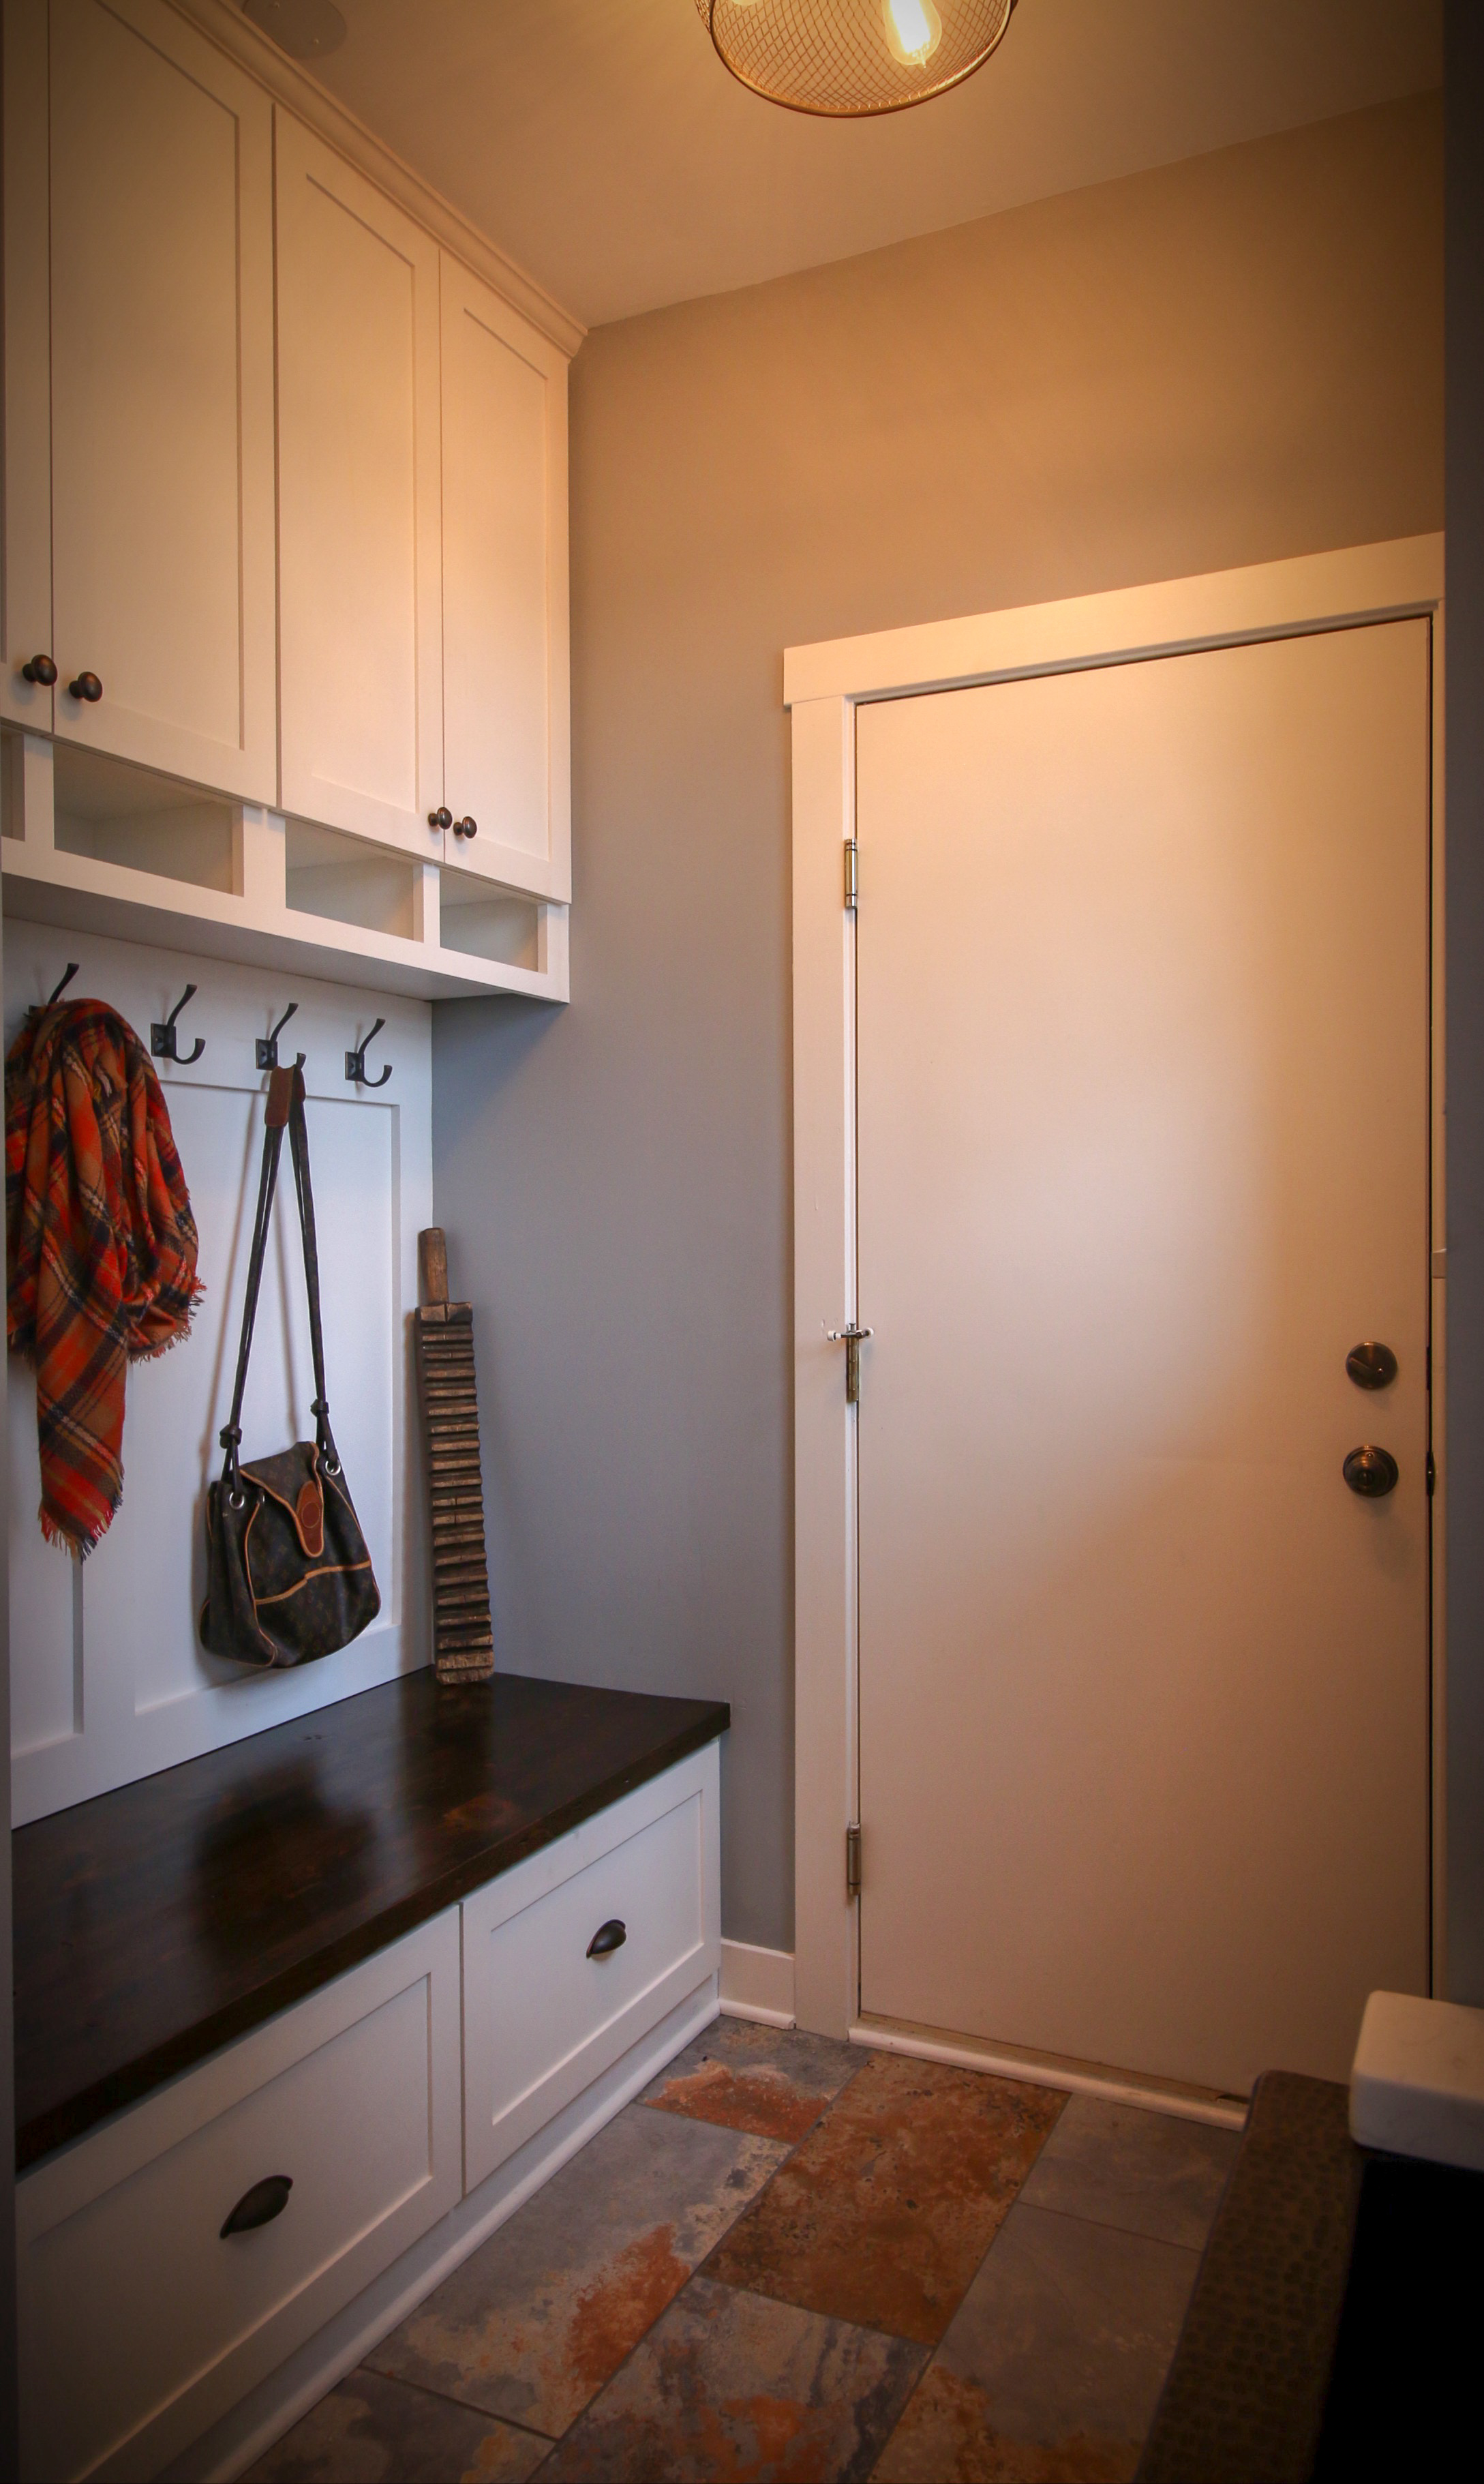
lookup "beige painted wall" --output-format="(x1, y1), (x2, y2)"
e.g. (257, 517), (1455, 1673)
(433, 94), (1442, 1953)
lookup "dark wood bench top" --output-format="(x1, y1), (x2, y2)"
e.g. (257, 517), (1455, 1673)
(13, 1668), (729, 2171)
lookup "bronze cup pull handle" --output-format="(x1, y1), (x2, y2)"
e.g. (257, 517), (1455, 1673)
(220, 2174), (292, 2238)
(587, 1919), (626, 1959)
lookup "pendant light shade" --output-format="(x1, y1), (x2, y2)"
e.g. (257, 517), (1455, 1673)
(693, 0), (1016, 119)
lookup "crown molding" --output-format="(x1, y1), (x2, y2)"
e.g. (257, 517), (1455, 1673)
(166, 0), (587, 359)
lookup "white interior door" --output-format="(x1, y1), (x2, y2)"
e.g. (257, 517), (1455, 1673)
(43, 0), (276, 795)
(276, 114), (443, 857)
(855, 619), (1432, 2095)
(439, 254), (571, 903)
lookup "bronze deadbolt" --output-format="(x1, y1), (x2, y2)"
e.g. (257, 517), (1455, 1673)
(1346, 1342), (1397, 1391)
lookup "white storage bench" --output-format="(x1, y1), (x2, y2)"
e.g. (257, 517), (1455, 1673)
(12, 1671), (727, 2483)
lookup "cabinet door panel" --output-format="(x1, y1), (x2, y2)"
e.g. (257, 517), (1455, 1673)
(46, 0), (275, 796)
(461, 1748), (721, 2191)
(277, 115), (444, 858)
(1, 3), (54, 733)
(18, 1911), (461, 2484)
(440, 256), (571, 902)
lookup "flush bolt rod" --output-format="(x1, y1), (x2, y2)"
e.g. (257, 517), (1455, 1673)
(826, 1323), (873, 1403)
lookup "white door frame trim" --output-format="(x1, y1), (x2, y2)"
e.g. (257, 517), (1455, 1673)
(788, 533), (1447, 2046)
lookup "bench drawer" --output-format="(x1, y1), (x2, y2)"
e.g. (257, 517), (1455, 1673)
(463, 1745), (721, 2189)
(19, 1909), (461, 2483)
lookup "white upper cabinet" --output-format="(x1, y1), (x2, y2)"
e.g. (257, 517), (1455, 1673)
(1, 5), (55, 738)
(3, 14), (574, 946)
(2, 0), (276, 795)
(276, 115), (444, 862)
(438, 255), (571, 903)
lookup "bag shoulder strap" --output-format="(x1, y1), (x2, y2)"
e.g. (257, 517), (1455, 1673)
(218, 1062), (339, 1489)
(218, 1066), (291, 1493)
(286, 1068), (341, 1475)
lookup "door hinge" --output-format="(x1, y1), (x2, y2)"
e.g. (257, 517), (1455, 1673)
(826, 1322), (873, 1402)
(844, 837), (858, 910)
(846, 1822), (862, 1900)
(1427, 1449), (1436, 1497)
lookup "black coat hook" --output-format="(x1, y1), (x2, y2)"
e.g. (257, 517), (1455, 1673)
(345, 1016), (391, 1088)
(256, 1001), (299, 1071)
(151, 984), (205, 1065)
(46, 961), (80, 1008)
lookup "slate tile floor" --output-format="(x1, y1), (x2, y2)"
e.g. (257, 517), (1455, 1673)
(245, 2021), (1239, 2484)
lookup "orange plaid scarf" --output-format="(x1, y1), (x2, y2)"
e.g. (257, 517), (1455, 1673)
(6, 998), (202, 1555)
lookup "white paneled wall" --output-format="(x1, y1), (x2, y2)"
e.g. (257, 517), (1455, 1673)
(5, 918), (432, 1823)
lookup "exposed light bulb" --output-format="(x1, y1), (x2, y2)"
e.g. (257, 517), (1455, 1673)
(881, 0), (943, 69)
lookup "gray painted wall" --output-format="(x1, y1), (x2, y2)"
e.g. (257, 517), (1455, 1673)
(432, 95), (1443, 1954)
(1445, 3), (1484, 2003)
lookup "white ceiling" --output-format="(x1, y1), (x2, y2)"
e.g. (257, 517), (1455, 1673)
(299, 0), (1442, 331)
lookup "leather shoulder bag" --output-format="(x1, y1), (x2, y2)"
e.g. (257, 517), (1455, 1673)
(200, 1062), (380, 1667)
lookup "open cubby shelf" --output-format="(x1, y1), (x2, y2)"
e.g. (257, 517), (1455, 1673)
(1, 732), (567, 1004)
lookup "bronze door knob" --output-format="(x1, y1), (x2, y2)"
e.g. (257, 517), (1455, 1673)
(1343, 1445), (1399, 1497)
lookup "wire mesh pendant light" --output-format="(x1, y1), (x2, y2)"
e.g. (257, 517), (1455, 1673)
(693, 0), (1016, 119)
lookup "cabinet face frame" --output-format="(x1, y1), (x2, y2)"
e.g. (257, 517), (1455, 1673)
(4, 0), (278, 797)
(275, 110), (445, 863)
(438, 253), (572, 906)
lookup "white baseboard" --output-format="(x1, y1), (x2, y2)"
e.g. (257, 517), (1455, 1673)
(720, 1940), (796, 2028)
(164, 1975), (722, 2484)
(851, 2011), (1247, 2131)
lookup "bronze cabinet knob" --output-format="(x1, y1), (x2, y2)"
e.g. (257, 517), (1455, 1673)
(1343, 1445), (1399, 1498)
(21, 653), (57, 685)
